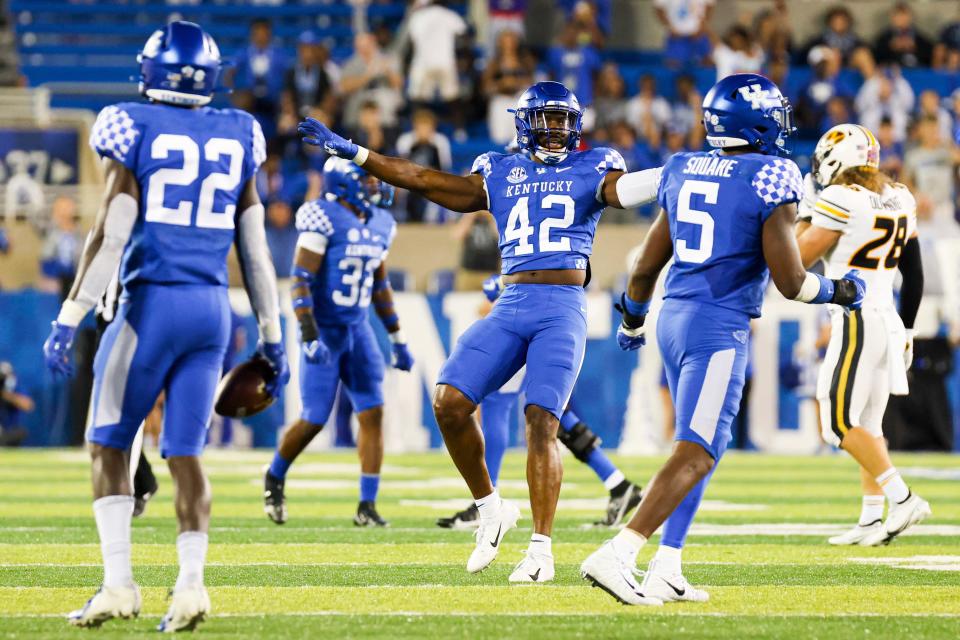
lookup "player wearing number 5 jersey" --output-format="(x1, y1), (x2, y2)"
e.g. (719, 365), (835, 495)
(298, 80), (664, 584)
(41, 22), (289, 631)
(263, 157), (413, 529)
(581, 74), (867, 606)
(797, 124), (930, 547)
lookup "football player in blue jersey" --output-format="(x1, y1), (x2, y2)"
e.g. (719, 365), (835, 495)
(299, 80), (665, 583)
(41, 22), (289, 630)
(580, 73), (866, 605)
(263, 157), (413, 527)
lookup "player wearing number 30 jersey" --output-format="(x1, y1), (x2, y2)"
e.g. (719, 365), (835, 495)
(41, 22), (288, 631)
(297, 80), (665, 586)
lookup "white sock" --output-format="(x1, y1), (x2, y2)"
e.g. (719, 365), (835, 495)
(475, 490), (500, 521)
(93, 495), (135, 589)
(654, 545), (682, 575)
(611, 528), (646, 566)
(174, 531), (208, 592)
(876, 468), (910, 504)
(603, 469), (626, 491)
(859, 495), (885, 526)
(529, 533), (552, 557)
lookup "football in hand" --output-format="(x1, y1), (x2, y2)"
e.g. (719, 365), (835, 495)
(214, 356), (277, 418)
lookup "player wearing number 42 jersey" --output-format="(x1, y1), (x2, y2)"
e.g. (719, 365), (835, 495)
(299, 80), (665, 585)
(580, 74), (867, 606)
(41, 22), (289, 631)
(797, 124), (930, 547)
(263, 157), (414, 529)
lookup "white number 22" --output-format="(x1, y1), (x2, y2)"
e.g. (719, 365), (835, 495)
(145, 134), (244, 229)
(675, 180), (718, 264)
(504, 195), (575, 256)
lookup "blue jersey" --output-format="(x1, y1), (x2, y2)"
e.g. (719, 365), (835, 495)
(295, 199), (397, 326)
(89, 101), (266, 289)
(472, 147), (626, 274)
(658, 151), (804, 318)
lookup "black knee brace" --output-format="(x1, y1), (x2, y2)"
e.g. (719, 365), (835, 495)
(558, 421), (601, 462)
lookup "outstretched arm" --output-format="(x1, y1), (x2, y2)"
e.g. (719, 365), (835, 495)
(762, 203), (863, 307)
(601, 167), (663, 208)
(298, 117), (487, 213)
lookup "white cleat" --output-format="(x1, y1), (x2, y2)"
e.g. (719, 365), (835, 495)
(640, 559), (710, 602)
(508, 551), (555, 583)
(580, 541), (663, 606)
(158, 585), (211, 633)
(861, 493), (932, 547)
(827, 521), (883, 546)
(466, 499), (521, 573)
(67, 584), (141, 628)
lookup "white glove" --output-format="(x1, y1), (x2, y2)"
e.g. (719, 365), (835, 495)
(904, 329), (916, 371)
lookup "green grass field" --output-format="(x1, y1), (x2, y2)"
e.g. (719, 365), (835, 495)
(1, 448), (959, 639)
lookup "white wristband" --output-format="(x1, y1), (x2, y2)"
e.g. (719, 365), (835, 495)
(56, 299), (89, 327)
(793, 272), (823, 303)
(353, 145), (369, 166)
(389, 330), (406, 344)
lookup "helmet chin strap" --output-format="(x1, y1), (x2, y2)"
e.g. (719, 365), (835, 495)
(534, 148), (568, 164)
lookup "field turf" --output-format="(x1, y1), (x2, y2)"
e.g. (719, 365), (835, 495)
(1, 448), (959, 638)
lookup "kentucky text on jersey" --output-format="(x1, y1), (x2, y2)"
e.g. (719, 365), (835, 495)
(681, 156), (738, 178)
(504, 180), (575, 198)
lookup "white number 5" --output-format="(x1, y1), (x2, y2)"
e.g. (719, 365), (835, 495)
(675, 180), (718, 264)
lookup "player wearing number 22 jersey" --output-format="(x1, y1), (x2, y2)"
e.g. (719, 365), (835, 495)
(41, 22), (288, 632)
(296, 80), (666, 585)
(581, 74), (867, 606)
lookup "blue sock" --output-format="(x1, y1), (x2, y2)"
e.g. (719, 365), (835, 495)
(359, 474), (380, 503)
(559, 407), (580, 431)
(268, 452), (292, 480)
(585, 447), (619, 484)
(481, 391), (515, 486)
(661, 466), (717, 549)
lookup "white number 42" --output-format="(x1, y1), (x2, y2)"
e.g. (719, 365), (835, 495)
(504, 195), (575, 256)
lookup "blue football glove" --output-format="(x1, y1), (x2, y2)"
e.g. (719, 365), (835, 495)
(391, 342), (414, 371)
(616, 323), (646, 351)
(256, 340), (290, 399)
(302, 337), (331, 365)
(43, 321), (77, 377)
(297, 117), (358, 159)
(613, 293), (648, 351)
(839, 269), (866, 310)
(482, 275), (504, 302)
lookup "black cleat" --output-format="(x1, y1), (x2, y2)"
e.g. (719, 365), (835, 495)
(132, 452), (158, 518)
(436, 503), (479, 530)
(596, 482), (642, 527)
(264, 469), (287, 525)
(353, 501), (389, 527)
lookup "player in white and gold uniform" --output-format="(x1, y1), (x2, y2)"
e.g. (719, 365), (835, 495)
(797, 124), (930, 546)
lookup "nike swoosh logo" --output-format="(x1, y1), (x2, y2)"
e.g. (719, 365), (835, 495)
(490, 523), (503, 548)
(556, 167), (572, 173)
(529, 568), (540, 581)
(662, 579), (685, 596)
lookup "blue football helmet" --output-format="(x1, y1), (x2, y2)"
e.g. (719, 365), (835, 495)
(701, 73), (795, 155)
(138, 21), (222, 107)
(510, 81), (582, 164)
(322, 157), (392, 215)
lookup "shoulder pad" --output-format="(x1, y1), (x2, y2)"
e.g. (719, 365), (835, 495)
(471, 152), (505, 178)
(89, 104), (141, 165)
(813, 184), (855, 224)
(296, 200), (335, 236)
(588, 147), (627, 174)
(751, 157), (803, 208)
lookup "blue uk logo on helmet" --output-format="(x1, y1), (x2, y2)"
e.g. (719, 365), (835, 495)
(138, 21), (224, 107)
(510, 81), (583, 165)
(701, 73), (796, 156)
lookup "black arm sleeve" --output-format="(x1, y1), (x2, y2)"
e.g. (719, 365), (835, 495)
(897, 236), (923, 329)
